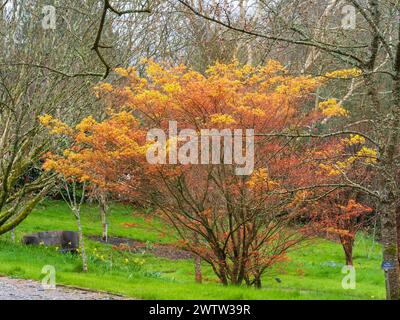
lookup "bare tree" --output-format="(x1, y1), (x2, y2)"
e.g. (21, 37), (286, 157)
(0, 0), (125, 235)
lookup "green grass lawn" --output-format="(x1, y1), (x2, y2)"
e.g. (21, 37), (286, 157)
(0, 200), (385, 299)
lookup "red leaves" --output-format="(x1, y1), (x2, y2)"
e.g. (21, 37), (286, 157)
(304, 190), (373, 257)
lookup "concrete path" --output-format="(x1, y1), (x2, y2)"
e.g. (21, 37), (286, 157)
(0, 276), (127, 300)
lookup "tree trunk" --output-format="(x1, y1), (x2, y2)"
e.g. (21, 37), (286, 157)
(341, 238), (354, 266)
(254, 276), (262, 289)
(75, 211), (88, 273)
(192, 233), (202, 283)
(231, 261), (240, 285)
(219, 270), (228, 286)
(244, 275), (251, 287)
(217, 257), (228, 286)
(396, 205), (400, 267)
(194, 255), (202, 283)
(386, 25), (400, 300)
(380, 202), (400, 300)
(99, 194), (108, 242)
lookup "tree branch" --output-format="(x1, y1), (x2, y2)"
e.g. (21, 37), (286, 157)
(92, 0), (151, 79)
(177, 0), (364, 66)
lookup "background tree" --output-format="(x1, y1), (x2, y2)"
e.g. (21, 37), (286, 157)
(0, 0), (153, 236)
(303, 191), (373, 266)
(60, 180), (89, 273)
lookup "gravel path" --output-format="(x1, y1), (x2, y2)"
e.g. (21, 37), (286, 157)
(0, 277), (128, 300)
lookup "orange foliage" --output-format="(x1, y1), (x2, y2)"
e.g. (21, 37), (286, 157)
(41, 60), (350, 286)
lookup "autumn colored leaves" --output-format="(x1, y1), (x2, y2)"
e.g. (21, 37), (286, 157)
(39, 60), (371, 287)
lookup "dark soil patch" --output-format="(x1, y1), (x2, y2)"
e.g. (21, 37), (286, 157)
(88, 235), (193, 260)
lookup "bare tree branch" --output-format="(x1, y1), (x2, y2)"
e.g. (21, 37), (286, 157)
(92, 0), (151, 78)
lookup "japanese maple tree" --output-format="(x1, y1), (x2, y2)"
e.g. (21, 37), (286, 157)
(41, 60), (352, 287)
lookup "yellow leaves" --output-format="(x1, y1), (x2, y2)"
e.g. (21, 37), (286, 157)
(207, 60), (257, 79)
(38, 114), (52, 126)
(181, 70), (204, 83)
(146, 59), (167, 78)
(206, 60), (240, 77)
(318, 163), (341, 177)
(252, 108), (266, 117)
(260, 60), (287, 75)
(89, 60), (328, 134)
(247, 168), (279, 191)
(318, 143), (378, 177)
(136, 89), (169, 103)
(40, 111), (147, 187)
(94, 82), (113, 93)
(325, 68), (362, 79)
(94, 82), (114, 98)
(143, 60), (186, 87)
(114, 67), (137, 78)
(275, 76), (320, 97)
(76, 115), (97, 132)
(42, 157), (58, 172)
(39, 114), (73, 135)
(210, 113), (236, 125)
(42, 152), (85, 181)
(237, 64), (256, 77)
(319, 99), (349, 118)
(343, 134), (365, 146)
(114, 66), (147, 90)
(115, 67), (129, 77)
(206, 60), (286, 86)
(163, 83), (181, 94)
(108, 111), (137, 125)
(357, 146), (377, 164)
(234, 105), (267, 119)
(337, 147), (378, 168)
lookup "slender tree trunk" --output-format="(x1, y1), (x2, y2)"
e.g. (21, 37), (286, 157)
(193, 233), (202, 283)
(237, 261), (246, 285)
(194, 255), (202, 283)
(217, 255), (228, 286)
(244, 275), (251, 287)
(75, 211), (88, 273)
(99, 194), (108, 242)
(230, 260), (245, 286)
